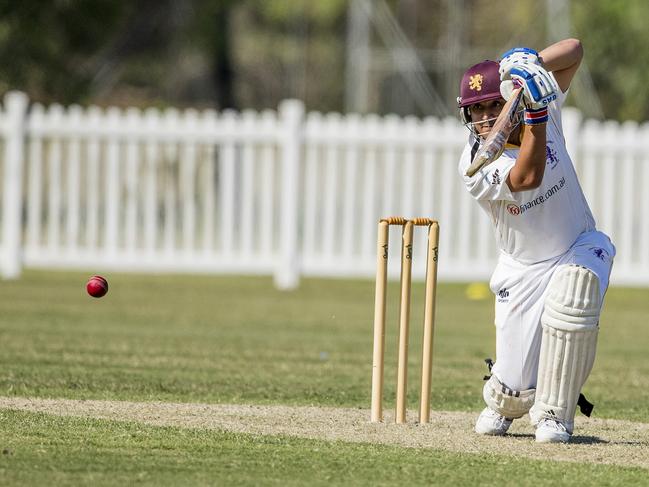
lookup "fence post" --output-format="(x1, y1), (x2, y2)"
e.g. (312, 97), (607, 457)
(1, 91), (28, 279)
(275, 99), (304, 290)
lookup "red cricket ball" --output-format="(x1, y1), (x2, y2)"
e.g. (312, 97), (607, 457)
(86, 275), (109, 298)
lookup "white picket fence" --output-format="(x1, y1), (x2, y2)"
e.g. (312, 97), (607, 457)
(0, 91), (647, 288)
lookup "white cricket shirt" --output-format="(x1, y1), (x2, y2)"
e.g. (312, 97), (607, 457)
(458, 85), (596, 264)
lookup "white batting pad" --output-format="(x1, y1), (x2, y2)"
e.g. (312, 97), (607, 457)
(542, 264), (601, 329)
(530, 265), (601, 433)
(483, 374), (535, 419)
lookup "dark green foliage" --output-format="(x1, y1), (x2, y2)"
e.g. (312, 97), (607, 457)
(0, 1), (645, 119)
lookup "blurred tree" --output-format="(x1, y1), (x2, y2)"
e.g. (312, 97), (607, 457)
(230, 0), (348, 112)
(0, 0), (237, 108)
(84, 0), (181, 103)
(573, 0), (649, 121)
(0, 0), (646, 120)
(0, 0), (128, 104)
(0, 0), (347, 111)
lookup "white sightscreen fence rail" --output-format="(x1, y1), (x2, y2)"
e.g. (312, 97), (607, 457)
(298, 112), (496, 281)
(567, 114), (649, 285)
(0, 91), (648, 288)
(16, 96), (294, 286)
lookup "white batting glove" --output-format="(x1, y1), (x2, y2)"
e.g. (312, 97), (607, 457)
(500, 64), (557, 125)
(499, 47), (540, 81)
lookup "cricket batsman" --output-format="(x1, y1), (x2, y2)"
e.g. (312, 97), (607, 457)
(456, 39), (615, 442)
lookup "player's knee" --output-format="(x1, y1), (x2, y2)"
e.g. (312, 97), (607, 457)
(543, 264), (600, 330)
(483, 375), (535, 419)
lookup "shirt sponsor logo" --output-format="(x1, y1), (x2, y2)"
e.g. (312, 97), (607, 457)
(497, 288), (510, 303)
(546, 142), (559, 170)
(589, 247), (610, 262)
(506, 204), (520, 215)
(506, 177), (566, 216)
(491, 169), (501, 185)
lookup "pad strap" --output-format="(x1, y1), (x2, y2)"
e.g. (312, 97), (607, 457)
(578, 393), (594, 417)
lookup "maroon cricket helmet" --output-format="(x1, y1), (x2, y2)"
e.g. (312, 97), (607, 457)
(457, 60), (502, 108)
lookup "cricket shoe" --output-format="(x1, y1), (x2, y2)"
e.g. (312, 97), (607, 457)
(474, 407), (513, 436)
(535, 418), (571, 443)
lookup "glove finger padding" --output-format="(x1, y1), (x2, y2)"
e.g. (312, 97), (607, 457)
(499, 47), (540, 80)
(508, 64), (557, 109)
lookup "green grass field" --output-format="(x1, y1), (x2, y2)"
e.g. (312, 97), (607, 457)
(1, 270), (648, 485)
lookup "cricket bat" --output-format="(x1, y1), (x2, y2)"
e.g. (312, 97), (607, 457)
(465, 87), (524, 177)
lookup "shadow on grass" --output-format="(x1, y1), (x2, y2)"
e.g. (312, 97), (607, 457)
(570, 435), (608, 445)
(508, 433), (610, 445)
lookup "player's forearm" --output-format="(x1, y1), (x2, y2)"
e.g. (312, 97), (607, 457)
(539, 38), (583, 72)
(507, 124), (547, 192)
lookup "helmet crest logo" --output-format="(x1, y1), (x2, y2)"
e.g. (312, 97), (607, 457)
(469, 74), (484, 91)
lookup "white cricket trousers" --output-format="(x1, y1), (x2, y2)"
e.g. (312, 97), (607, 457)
(488, 230), (615, 392)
